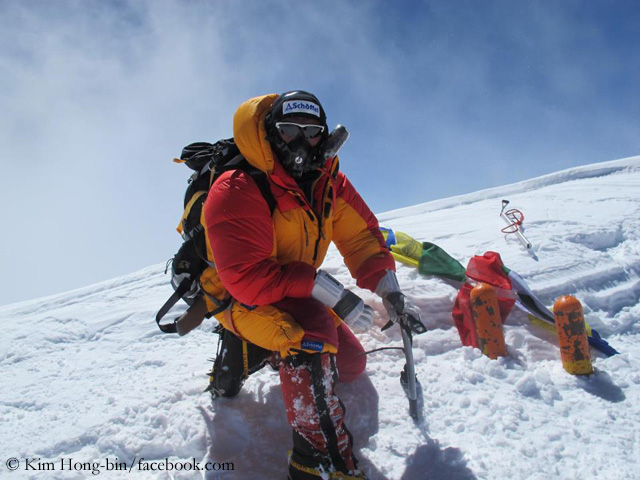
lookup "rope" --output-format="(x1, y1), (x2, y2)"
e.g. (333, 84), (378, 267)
(359, 346), (405, 356)
(501, 208), (525, 234)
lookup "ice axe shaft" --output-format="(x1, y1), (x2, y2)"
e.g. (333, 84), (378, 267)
(500, 211), (532, 249)
(400, 319), (418, 419)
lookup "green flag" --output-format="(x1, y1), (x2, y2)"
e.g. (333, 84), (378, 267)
(419, 242), (467, 282)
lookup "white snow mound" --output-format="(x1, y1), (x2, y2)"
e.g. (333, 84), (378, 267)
(1, 156), (639, 479)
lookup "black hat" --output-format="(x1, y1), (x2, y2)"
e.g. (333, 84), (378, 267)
(265, 90), (327, 132)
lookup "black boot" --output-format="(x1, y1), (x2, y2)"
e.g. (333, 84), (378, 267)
(206, 325), (272, 399)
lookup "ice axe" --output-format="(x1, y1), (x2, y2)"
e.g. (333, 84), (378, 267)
(382, 313), (420, 419)
(500, 199), (532, 250)
(400, 320), (419, 419)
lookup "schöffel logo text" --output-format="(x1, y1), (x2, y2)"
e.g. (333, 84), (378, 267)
(283, 100), (320, 117)
(301, 340), (324, 352)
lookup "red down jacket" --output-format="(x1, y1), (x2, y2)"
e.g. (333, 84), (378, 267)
(200, 94), (394, 354)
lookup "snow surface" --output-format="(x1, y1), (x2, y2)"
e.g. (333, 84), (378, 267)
(1, 156), (639, 479)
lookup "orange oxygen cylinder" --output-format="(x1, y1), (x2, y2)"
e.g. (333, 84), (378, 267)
(470, 283), (508, 359)
(553, 296), (593, 375)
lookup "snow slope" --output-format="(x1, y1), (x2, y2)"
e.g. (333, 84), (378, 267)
(1, 156), (639, 479)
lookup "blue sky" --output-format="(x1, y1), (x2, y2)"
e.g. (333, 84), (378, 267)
(1, 0), (639, 305)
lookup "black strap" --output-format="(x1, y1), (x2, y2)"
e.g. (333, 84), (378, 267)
(218, 155), (277, 214)
(249, 170), (277, 214)
(309, 354), (349, 473)
(202, 292), (232, 317)
(156, 286), (233, 334)
(332, 290), (361, 321)
(155, 278), (192, 334)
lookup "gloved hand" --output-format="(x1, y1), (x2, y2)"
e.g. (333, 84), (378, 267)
(311, 270), (374, 332)
(376, 270), (427, 334)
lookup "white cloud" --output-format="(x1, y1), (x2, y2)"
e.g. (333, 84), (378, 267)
(1, 0), (638, 305)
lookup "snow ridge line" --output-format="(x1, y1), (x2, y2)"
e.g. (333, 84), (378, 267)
(378, 155), (640, 220)
(0, 264), (168, 315)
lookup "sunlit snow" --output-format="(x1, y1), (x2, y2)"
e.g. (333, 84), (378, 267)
(1, 156), (639, 479)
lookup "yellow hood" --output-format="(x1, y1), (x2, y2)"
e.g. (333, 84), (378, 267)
(233, 94), (279, 175)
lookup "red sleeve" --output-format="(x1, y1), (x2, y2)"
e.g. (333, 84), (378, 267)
(332, 172), (396, 292)
(203, 170), (316, 305)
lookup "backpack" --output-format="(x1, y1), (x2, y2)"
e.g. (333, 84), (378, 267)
(156, 125), (349, 333)
(155, 138), (276, 333)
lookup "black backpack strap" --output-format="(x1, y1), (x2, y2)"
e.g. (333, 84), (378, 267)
(248, 170), (276, 214)
(220, 155), (277, 214)
(155, 278), (192, 333)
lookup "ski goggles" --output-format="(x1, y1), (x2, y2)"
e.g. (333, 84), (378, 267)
(275, 122), (325, 141)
